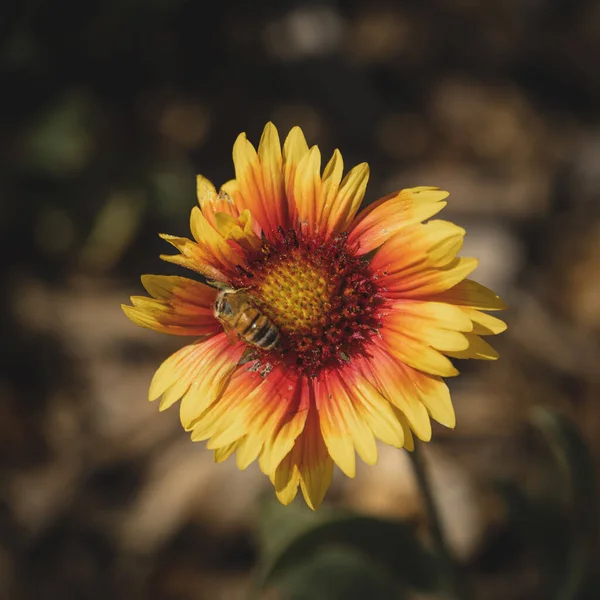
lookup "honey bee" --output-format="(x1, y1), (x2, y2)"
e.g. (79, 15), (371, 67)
(213, 288), (281, 351)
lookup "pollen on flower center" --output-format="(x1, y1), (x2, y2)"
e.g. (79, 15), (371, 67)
(233, 229), (385, 378)
(257, 248), (336, 335)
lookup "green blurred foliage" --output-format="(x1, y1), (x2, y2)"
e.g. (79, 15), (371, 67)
(493, 408), (598, 600)
(257, 497), (438, 596)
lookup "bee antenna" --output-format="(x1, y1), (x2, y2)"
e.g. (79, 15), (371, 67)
(207, 279), (230, 290)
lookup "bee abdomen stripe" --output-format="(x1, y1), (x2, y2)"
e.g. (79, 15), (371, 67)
(241, 312), (261, 336)
(254, 323), (280, 349)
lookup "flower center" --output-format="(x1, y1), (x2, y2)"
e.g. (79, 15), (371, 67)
(257, 248), (335, 335)
(232, 230), (384, 378)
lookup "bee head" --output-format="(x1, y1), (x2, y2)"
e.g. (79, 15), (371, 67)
(214, 290), (234, 317)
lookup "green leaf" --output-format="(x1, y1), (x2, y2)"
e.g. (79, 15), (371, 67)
(529, 407), (598, 600)
(275, 546), (406, 600)
(255, 496), (438, 595)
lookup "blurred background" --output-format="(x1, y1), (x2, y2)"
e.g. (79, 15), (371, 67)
(1, 0), (599, 598)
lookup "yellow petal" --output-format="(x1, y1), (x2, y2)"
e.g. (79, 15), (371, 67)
(214, 440), (242, 463)
(349, 187), (449, 255)
(464, 307), (507, 335)
(381, 330), (459, 378)
(204, 368), (289, 448)
(259, 377), (310, 476)
(196, 174), (217, 211)
(271, 397), (334, 510)
(160, 379), (191, 411)
(319, 149), (344, 228)
(272, 451), (301, 506)
(346, 373), (406, 449)
(363, 348), (434, 440)
(197, 174), (217, 201)
(195, 368), (309, 480)
(196, 174), (241, 228)
(191, 368), (265, 443)
(381, 257), (479, 298)
(374, 358), (456, 430)
(232, 133), (270, 230)
(213, 210), (262, 251)
(325, 162), (370, 235)
(293, 145), (322, 234)
(159, 234), (231, 282)
(371, 221), (466, 275)
(393, 408), (415, 450)
(235, 436), (263, 470)
(360, 348), (456, 430)
(316, 380), (359, 478)
(122, 295), (218, 337)
(300, 455), (334, 511)
(140, 274), (216, 306)
(435, 279), (508, 310)
(415, 376), (455, 429)
(148, 335), (245, 431)
(384, 301), (473, 354)
(258, 122), (288, 227)
(283, 126), (310, 219)
(189, 207), (242, 267)
(219, 179), (249, 218)
(445, 334), (500, 360)
(317, 369), (408, 478)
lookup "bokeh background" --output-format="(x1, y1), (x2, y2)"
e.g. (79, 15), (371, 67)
(2, 1), (600, 598)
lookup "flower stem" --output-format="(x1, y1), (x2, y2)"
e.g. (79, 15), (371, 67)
(408, 442), (472, 600)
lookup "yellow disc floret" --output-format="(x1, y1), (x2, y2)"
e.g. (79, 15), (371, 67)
(257, 247), (336, 336)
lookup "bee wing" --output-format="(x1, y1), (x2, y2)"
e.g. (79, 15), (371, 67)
(239, 346), (257, 365)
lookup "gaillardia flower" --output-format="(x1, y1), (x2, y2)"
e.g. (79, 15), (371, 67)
(122, 123), (506, 509)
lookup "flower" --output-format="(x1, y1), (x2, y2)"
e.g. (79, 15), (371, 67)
(122, 122), (507, 509)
